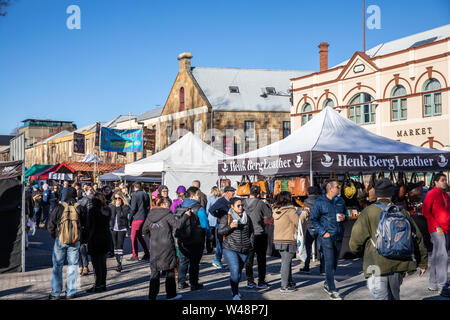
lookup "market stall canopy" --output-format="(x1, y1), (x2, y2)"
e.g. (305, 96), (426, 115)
(28, 164), (59, 181)
(55, 161), (125, 174)
(99, 167), (161, 183)
(123, 132), (231, 199)
(24, 164), (53, 182)
(219, 106), (450, 175)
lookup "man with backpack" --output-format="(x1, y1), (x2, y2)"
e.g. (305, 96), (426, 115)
(47, 187), (87, 300)
(175, 186), (212, 291)
(349, 178), (428, 300)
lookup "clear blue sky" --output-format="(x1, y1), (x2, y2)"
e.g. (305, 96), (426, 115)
(0, 0), (449, 135)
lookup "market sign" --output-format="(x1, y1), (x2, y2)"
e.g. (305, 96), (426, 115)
(100, 127), (143, 153)
(73, 132), (85, 154)
(143, 128), (156, 151)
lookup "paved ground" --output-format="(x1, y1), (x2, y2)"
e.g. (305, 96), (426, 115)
(0, 228), (449, 300)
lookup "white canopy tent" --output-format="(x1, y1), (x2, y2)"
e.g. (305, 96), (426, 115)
(123, 132), (232, 199)
(219, 106), (450, 177)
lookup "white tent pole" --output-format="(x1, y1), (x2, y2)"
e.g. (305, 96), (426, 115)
(309, 151), (313, 186)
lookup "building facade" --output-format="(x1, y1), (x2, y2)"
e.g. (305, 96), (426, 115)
(291, 24), (450, 150)
(19, 119), (77, 146)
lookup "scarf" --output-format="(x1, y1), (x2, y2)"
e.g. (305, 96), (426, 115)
(228, 207), (247, 225)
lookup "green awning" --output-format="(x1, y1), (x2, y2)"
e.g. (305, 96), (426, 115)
(25, 164), (53, 183)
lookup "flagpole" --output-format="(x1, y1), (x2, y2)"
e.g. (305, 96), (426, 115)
(363, 0), (366, 52)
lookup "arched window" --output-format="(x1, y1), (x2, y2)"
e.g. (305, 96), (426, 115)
(179, 87), (185, 112)
(423, 79), (441, 117)
(323, 98), (334, 108)
(347, 93), (375, 124)
(391, 85), (407, 121)
(301, 103), (313, 125)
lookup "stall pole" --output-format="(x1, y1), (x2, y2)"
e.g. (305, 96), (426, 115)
(21, 161), (26, 272)
(309, 151), (313, 186)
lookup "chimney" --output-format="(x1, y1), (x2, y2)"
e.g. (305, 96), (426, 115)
(178, 52), (192, 72)
(318, 42), (329, 72)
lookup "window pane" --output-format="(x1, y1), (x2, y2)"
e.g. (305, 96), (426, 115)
(425, 79), (441, 92)
(424, 95), (431, 115)
(401, 99), (407, 118)
(392, 100), (398, 120)
(302, 103), (312, 113)
(355, 107), (361, 124)
(434, 93), (442, 114)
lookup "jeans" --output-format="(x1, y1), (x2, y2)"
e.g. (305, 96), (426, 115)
(51, 238), (80, 297)
(223, 248), (248, 296)
(42, 204), (50, 227)
(320, 237), (342, 292)
(78, 243), (89, 268)
(214, 227), (223, 264)
(91, 253), (107, 287)
(245, 233), (268, 284)
(367, 273), (404, 300)
(304, 228), (324, 271)
(149, 268), (177, 300)
(279, 249), (295, 289)
(33, 207), (41, 225)
(131, 220), (149, 258)
(429, 232), (450, 290)
(177, 243), (204, 286)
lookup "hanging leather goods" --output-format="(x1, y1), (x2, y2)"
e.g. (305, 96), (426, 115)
(237, 175), (251, 196)
(343, 172), (357, 200)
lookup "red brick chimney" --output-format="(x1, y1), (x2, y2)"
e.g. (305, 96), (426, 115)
(318, 42), (329, 72)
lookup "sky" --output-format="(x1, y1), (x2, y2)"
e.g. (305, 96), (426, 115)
(0, 0), (449, 135)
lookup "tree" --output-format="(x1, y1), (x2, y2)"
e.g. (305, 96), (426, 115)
(0, 1), (13, 17)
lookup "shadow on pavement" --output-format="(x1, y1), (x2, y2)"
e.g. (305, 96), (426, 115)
(0, 285), (32, 298)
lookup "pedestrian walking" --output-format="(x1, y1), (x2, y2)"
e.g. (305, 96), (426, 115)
(310, 179), (345, 300)
(31, 184), (43, 228)
(47, 187), (87, 300)
(272, 191), (299, 293)
(60, 181), (70, 202)
(299, 186), (324, 274)
(175, 186), (212, 291)
(86, 193), (112, 293)
(244, 185), (272, 289)
(192, 180), (207, 208)
(170, 186), (186, 213)
(218, 197), (253, 300)
(208, 186), (236, 268)
(128, 182), (150, 261)
(349, 178), (428, 300)
(422, 173), (450, 297)
(143, 195), (192, 300)
(205, 186), (221, 254)
(77, 186), (94, 276)
(41, 183), (51, 229)
(110, 191), (130, 272)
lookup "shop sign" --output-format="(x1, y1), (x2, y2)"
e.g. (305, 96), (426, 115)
(397, 127), (432, 137)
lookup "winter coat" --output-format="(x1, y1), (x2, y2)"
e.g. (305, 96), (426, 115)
(310, 194), (345, 240)
(32, 190), (42, 208)
(77, 194), (93, 212)
(206, 196), (219, 227)
(243, 197), (272, 236)
(272, 205), (298, 245)
(170, 197), (183, 214)
(208, 196), (230, 219)
(109, 204), (130, 231)
(197, 190), (208, 209)
(87, 206), (113, 255)
(177, 198), (212, 244)
(130, 190), (150, 221)
(349, 200), (428, 278)
(142, 208), (189, 271)
(422, 187), (450, 234)
(47, 202), (87, 243)
(217, 209), (253, 254)
(303, 194), (319, 230)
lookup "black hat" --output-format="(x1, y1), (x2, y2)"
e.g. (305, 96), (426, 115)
(307, 186), (320, 195)
(374, 178), (394, 198)
(224, 186), (236, 193)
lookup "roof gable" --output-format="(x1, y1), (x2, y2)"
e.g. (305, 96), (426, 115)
(337, 52), (379, 81)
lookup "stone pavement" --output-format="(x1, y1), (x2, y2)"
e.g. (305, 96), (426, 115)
(0, 228), (448, 300)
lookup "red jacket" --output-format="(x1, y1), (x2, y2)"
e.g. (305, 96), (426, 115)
(422, 187), (450, 234)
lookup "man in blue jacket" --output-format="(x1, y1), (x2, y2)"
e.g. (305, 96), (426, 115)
(311, 179), (346, 300)
(177, 186), (212, 291)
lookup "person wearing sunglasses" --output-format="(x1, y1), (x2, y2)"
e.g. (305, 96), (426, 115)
(109, 191), (130, 272)
(218, 197), (254, 300)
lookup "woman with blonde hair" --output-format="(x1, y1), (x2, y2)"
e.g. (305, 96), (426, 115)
(109, 191), (130, 272)
(206, 186), (222, 254)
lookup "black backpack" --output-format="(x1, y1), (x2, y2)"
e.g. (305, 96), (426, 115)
(174, 204), (204, 246)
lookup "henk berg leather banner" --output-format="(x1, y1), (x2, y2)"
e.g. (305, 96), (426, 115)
(218, 152), (311, 176)
(311, 151), (450, 172)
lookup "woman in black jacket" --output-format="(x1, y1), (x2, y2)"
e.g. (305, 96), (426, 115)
(86, 193), (112, 293)
(109, 191), (130, 272)
(142, 195), (190, 300)
(218, 197), (253, 300)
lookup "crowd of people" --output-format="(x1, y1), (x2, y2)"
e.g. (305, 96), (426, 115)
(24, 174), (449, 301)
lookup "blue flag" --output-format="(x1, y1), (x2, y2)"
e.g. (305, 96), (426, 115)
(100, 127), (143, 152)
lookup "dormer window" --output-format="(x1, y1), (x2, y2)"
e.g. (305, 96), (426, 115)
(229, 86), (239, 93)
(265, 87), (276, 95)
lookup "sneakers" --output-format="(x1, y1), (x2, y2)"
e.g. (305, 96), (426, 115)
(127, 256), (139, 262)
(115, 264), (122, 273)
(212, 261), (224, 269)
(256, 281), (270, 289)
(329, 291), (343, 300)
(323, 282), (331, 294)
(65, 294), (77, 300)
(48, 294), (61, 300)
(247, 282), (256, 289)
(280, 286), (297, 293)
(232, 294), (241, 300)
(428, 287), (439, 292)
(178, 282), (190, 290)
(299, 266), (310, 273)
(190, 283), (204, 291)
(167, 294), (183, 300)
(86, 285), (106, 293)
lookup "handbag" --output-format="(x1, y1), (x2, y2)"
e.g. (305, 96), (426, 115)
(258, 180), (269, 195)
(397, 172), (407, 199)
(292, 177), (309, 197)
(280, 179), (289, 192)
(343, 173), (357, 200)
(273, 180), (281, 196)
(219, 178), (231, 190)
(407, 173), (424, 202)
(367, 173), (377, 202)
(237, 176), (251, 196)
(288, 179), (296, 196)
(295, 215), (307, 262)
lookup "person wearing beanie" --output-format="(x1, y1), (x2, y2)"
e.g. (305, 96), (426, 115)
(350, 178), (428, 300)
(299, 185), (324, 274)
(170, 186), (186, 214)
